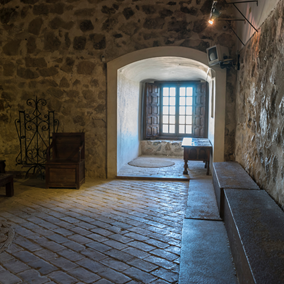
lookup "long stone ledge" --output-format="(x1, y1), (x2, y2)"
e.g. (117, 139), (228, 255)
(224, 189), (284, 284)
(212, 162), (260, 218)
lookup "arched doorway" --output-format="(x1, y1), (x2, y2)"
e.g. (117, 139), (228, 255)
(107, 47), (226, 178)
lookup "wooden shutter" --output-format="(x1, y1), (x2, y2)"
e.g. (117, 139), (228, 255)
(144, 83), (160, 139)
(193, 82), (208, 138)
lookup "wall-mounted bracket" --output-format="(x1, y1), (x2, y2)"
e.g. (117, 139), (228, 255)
(226, 0), (259, 32)
(216, 19), (246, 46)
(229, 1), (258, 6)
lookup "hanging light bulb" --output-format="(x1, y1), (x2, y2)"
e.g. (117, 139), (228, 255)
(208, 1), (220, 25)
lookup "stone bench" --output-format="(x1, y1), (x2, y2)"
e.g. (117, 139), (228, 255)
(224, 189), (284, 284)
(212, 162), (259, 218)
(0, 174), (14, 197)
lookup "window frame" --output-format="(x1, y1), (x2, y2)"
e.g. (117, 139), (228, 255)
(157, 81), (208, 140)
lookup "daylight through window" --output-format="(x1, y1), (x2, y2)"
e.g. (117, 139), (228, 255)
(143, 81), (208, 140)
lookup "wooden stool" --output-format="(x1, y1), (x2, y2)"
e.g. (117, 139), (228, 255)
(0, 174), (14, 197)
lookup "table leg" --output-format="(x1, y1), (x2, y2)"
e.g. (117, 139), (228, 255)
(6, 179), (14, 197)
(183, 159), (188, 175)
(206, 149), (210, 175)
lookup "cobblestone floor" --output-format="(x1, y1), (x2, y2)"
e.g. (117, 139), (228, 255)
(0, 179), (188, 284)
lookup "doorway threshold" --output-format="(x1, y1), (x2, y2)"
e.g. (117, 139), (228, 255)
(116, 175), (189, 181)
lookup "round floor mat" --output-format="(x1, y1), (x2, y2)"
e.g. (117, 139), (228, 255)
(128, 157), (175, 168)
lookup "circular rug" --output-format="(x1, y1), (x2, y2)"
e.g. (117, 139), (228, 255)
(128, 157), (175, 168)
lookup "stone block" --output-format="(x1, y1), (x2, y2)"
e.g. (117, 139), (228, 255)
(50, 3), (65, 15)
(46, 87), (63, 98)
(123, 7), (134, 19)
(212, 161), (259, 218)
(60, 57), (74, 73)
(44, 32), (61, 52)
(3, 62), (15, 76)
(49, 17), (74, 30)
(69, 267), (101, 283)
(21, 0), (39, 3)
(38, 67), (58, 77)
(17, 68), (39, 79)
(101, 6), (116, 15)
(74, 8), (96, 17)
(33, 4), (49, 15)
(28, 17), (43, 35)
(25, 57), (47, 68)
(0, 7), (17, 25)
(80, 20), (94, 32)
(90, 34), (106, 49)
(102, 17), (118, 32)
(73, 36), (86, 50)
(0, 270), (22, 284)
(27, 37), (36, 54)
(2, 40), (21, 56)
(48, 271), (77, 284)
(224, 189), (284, 284)
(77, 61), (95, 75)
(159, 9), (173, 18)
(143, 17), (164, 29)
(59, 77), (70, 88)
(142, 5), (156, 15)
(99, 267), (131, 284)
(0, 0), (13, 4)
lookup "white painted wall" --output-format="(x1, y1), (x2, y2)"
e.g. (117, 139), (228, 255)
(212, 67), (227, 162)
(117, 72), (140, 172)
(107, 47), (227, 178)
(208, 76), (215, 153)
(227, 0), (280, 50)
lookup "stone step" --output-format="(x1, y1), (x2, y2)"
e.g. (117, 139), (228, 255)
(212, 162), (259, 218)
(179, 219), (238, 284)
(224, 189), (284, 284)
(116, 175), (189, 181)
(185, 178), (221, 221)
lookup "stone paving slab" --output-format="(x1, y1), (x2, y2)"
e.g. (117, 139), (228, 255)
(0, 179), (188, 283)
(185, 179), (221, 220)
(179, 219), (237, 284)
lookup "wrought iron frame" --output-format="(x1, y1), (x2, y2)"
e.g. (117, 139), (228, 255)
(212, 1), (259, 46)
(15, 97), (59, 177)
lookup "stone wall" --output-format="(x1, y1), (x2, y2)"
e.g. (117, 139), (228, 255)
(141, 140), (183, 156)
(235, 0), (284, 208)
(0, 0), (236, 178)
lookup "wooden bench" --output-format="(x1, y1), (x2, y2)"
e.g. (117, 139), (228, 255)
(0, 160), (5, 173)
(224, 189), (284, 284)
(0, 174), (14, 197)
(0, 160), (14, 197)
(212, 162), (259, 218)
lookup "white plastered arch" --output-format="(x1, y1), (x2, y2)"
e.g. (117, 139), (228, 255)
(107, 46), (226, 178)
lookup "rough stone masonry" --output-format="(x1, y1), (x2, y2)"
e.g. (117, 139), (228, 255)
(235, 0), (284, 209)
(0, 0), (236, 178)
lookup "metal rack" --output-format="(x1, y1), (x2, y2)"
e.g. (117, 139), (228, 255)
(15, 97), (59, 177)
